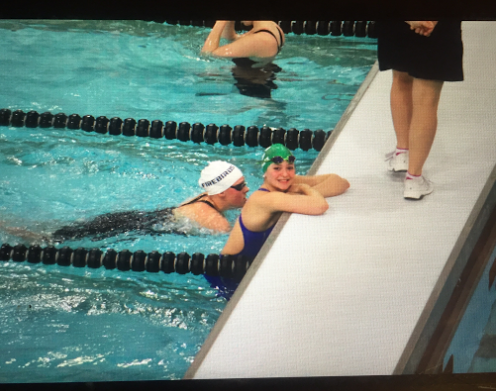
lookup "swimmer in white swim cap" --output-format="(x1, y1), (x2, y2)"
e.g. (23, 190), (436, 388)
(5, 161), (248, 243)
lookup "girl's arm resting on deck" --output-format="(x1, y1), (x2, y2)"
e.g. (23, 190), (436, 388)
(294, 174), (350, 197)
(263, 186), (329, 215)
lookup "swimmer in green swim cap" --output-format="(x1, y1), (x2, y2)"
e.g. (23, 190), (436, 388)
(221, 143), (350, 260)
(261, 143), (296, 173)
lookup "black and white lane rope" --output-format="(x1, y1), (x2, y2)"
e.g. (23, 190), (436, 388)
(0, 108), (330, 151)
(162, 20), (377, 38)
(0, 243), (251, 280)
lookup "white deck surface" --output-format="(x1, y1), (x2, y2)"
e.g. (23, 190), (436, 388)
(186, 22), (496, 378)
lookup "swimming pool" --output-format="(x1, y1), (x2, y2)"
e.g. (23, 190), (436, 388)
(0, 19), (377, 381)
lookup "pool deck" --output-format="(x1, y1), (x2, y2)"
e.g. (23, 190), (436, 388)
(185, 21), (496, 378)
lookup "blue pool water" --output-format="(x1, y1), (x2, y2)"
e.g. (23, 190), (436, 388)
(0, 19), (377, 131)
(0, 20), (377, 381)
(443, 246), (496, 373)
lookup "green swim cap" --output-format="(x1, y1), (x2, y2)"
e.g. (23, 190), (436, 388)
(261, 143), (295, 173)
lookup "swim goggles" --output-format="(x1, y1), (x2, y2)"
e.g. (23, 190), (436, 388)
(230, 181), (247, 191)
(271, 155), (296, 164)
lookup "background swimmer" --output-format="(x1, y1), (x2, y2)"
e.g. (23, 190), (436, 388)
(201, 20), (284, 67)
(201, 21), (285, 98)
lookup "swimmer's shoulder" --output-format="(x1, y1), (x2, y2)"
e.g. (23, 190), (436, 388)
(177, 193), (221, 215)
(251, 22), (285, 45)
(177, 193), (207, 207)
(176, 199), (218, 215)
(174, 197), (229, 232)
(244, 188), (274, 208)
(175, 203), (230, 233)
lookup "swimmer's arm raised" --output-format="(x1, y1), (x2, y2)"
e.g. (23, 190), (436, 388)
(220, 21), (239, 40)
(294, 174), (350, 197)
(202, 21), (278, 59)
(201, 21), (228, 54)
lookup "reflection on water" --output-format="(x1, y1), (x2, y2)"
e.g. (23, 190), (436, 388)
(195, 60), (290, 126)
(231, 58), (282, 99)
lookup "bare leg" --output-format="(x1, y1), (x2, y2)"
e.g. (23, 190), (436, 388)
(390, 70), (414, 149)
(408, 78), (444, 176)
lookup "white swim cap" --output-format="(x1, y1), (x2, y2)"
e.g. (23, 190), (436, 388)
(199, 161), (244, 195)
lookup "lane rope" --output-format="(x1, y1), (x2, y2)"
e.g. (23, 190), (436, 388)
(160, 20), (378, 38)
(0, 243), (251, 280)
(0, 109), (331, 151)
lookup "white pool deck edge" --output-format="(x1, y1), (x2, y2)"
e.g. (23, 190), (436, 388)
(185, 21), (496, 378)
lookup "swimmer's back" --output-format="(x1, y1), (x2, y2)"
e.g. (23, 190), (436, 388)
(252, 26), (284, 53)
(52, 208), (175, 241)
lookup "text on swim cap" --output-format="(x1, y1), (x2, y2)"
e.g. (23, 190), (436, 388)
(200, 165), (235, 188)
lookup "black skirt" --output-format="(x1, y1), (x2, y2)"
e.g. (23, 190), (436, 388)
(377, 20), (464, 81)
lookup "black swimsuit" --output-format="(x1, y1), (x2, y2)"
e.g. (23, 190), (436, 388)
(179, 194), (217, 209)
(231, 28), (284, 99)
(51, 194), (218, 242)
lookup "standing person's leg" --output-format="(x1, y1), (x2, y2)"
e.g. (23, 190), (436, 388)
(387, 70), (413, 172)
(404, 77), (444, 200)
(407, 77), (444, 176)
(391, 70), (414, 149)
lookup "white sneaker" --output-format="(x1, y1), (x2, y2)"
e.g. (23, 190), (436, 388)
(404, 175), (434, 200)
(386, 150), (409, 172)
